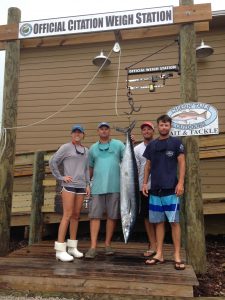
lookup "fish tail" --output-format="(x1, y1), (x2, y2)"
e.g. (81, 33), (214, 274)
(198, 111), (207, 119)
(203, 111), (207, 119)
(115, 120), (136, 134)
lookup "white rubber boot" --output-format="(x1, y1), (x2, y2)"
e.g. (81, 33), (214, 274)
(54, 241), (74, 262)
(67, 239), (84, 258)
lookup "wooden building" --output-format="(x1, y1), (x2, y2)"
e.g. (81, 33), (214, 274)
(0, 4), (224, 237)
(0, 5), (223, 294)
(8, 10), (224, 231)
(15, 15), (225, 152)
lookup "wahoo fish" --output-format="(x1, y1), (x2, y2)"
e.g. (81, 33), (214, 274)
(116, 121), (140, 243)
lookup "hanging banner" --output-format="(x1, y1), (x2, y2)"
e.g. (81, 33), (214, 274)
(167, 102), (219, 136)
(18, 6), (173, 39)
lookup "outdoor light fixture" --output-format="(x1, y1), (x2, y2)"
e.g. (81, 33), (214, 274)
(196, 40), (214, 58)
(92, 50), (111, 67)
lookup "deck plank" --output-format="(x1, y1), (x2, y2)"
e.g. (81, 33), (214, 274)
(0, 241), (198, 297)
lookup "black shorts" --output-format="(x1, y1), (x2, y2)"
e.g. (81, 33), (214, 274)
(62, 187), (86, 194)
(139, 191), (150, 219)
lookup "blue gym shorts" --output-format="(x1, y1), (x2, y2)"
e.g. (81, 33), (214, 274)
(149, 194), (180, 223)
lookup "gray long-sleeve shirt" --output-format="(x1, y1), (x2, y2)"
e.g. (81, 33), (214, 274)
(49, 142), (90, 188)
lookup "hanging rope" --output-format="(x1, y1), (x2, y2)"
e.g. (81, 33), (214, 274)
(0, 47), (115, 160)
(4, 48), (114, 130)
(114, 47), (122, 117)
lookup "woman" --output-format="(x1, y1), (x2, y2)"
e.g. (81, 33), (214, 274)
(49, 124), (90, 262)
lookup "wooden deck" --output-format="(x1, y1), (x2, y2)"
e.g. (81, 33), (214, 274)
(0, 241), (198, 297)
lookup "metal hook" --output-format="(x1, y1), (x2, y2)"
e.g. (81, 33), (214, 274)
(125, 89), (141, 116)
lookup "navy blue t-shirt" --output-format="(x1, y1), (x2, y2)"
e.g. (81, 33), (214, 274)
(143, 136), (184, 190)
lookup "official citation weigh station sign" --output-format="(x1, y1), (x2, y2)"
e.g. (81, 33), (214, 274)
(167, 102), (219, 136)
(19, 6), (173, 39)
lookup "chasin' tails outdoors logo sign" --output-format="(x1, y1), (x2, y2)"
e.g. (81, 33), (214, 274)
(167, 102), (219, 136)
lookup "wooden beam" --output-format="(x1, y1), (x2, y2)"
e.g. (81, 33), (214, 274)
(203, 202), (225, 215)
(14, 134), (224, 168)
(29, 151), (45, 245)
(114, 30), (122, 42)
(0, 7), (21, 256)
(0, 41), (6, 50)
(200, 148), (225, 159)
(14, 150), (55, 166)
(0, 21), (209, 51)
(179, 0), (207, 274)
(11, 213), (30, 226)
(174, 3), (212, 23)
(14, 167), (33, 177)
(0, 23), (18, 41)
(21, 31), (115, 49)
(194, 21), (209, 32)
(43, 179), (56, 187)
(200, 133), (225, 148)
(0, 4), (212, 49)
(44, 152), (54, 161)
(202, 192), (225, 203)
(122, 22), (209, 40)
(15, 153), (34, 166)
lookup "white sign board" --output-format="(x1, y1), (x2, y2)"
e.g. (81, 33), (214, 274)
(167, 102), (219, 136)
(19, 6), (173, 39)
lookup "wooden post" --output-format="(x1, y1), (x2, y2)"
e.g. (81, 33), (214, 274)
(29, 151), (45, 245)
(0, 7), (21, 256)
(179, 0), (207, 273)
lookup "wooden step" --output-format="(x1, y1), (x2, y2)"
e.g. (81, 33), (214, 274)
(0, 241), (198, 297)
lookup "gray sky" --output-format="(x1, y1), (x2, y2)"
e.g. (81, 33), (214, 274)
(0, 0), (224, 123)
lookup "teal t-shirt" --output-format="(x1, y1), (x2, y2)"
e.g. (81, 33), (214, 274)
(89, 139), (125, 194)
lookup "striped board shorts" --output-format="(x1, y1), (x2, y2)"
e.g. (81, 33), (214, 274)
(149, 194), (180, 223)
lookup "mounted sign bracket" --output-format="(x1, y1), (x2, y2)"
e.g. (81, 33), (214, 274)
(126, 64), (179, 93)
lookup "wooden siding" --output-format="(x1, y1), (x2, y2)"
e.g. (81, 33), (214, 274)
(200, 158), (225, 193)
(11, 157), (225, 217)
(11, 143), (225, 221)
(16, 27), (225, 152)
(13, 24), (225, 212)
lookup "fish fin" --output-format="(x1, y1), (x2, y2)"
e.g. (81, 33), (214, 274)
(115, 120), (136, 134)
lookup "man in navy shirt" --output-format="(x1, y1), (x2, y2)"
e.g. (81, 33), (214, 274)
(142, 114), (185, 270)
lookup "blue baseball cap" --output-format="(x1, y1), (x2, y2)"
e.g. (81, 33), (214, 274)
(98, 122), (110, 129)
(71, 124), (85, 133)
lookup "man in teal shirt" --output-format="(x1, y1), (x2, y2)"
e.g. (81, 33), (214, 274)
(85, 122), (125, 258)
